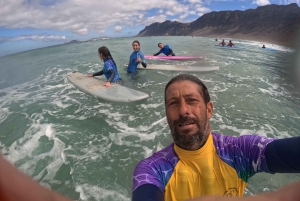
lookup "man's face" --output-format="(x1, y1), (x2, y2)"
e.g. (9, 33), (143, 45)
(165, 80), (213, 150)
(158, 44), (164, 49)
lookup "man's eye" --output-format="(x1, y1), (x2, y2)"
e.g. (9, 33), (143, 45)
(187, 99), (198, 103)
(168, 101), (177, 105)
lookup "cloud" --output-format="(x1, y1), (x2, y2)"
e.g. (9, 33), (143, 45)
(114, 26), (123, 33)
(0, 0), (210, 35)
(0, 34), (67, 44)
(252, 0), (270, 5)
(76, 28), (88, 35)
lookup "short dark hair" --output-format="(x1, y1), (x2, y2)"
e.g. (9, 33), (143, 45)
(158, 43), (162, 47)
(164, 74), (210, 104)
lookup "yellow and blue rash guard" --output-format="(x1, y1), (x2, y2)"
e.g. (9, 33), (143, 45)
(132, 133), (275, 201)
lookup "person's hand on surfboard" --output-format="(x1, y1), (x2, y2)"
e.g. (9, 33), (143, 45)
(104, 82), (111, 87)
(86, 74), (93, 77)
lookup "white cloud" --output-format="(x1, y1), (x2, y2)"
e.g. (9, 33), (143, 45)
(0, 34), (67, 43)
(114, 26), (123, 32)
(76, 28), (88, 35)
(195, 5), (211, 13)
(0, 0), (210, 35)
(252, 0), (270, 5)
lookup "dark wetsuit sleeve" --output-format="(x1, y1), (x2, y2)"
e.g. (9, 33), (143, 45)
(153, 52), (160, 56)
(265, 136), (300, 173)
(132, 184), (164, 201)
(169, 49), (175, 56)
(107, 69), (115, 83)
(93, 70), (104, 76)
(141, 62), (147, 68)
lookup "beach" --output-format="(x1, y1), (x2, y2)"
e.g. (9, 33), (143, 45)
(190, 26), (300, 48)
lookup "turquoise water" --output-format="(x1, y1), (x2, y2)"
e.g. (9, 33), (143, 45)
(0, 36), (299, 200)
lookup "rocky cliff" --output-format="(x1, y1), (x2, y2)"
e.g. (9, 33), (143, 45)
(136, 3), (300, 46)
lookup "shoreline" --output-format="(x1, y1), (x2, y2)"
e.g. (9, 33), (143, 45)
(188, 26), (300, 48)
(207, 34), (293, 48)
(190, 32), (299, 49)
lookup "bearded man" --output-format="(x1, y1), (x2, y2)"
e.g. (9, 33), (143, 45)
(132, 74), (300, 201)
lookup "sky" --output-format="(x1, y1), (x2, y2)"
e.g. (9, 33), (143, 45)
(0, 0), (299, 57)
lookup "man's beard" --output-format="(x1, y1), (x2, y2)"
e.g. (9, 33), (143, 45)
(170, 115), (209, 150)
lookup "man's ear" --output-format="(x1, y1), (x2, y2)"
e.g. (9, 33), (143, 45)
(206, 101), (213, 119)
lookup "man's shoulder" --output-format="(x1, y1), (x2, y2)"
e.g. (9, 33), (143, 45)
(212, 132), (275, 150)
(212, 132), (273, 140)
(137, 143), (177, 166)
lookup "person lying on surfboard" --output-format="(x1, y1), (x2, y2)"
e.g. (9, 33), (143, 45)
(87, 46), (121, 87)
(219, 39), (226, 46)
(227, 40), (234, 47)
(153, 43), (175, 56)
(127, 40), (147, 73)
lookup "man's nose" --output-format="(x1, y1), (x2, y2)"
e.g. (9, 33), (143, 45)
(178, 101), (190, 116)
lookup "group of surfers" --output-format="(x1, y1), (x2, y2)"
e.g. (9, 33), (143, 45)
(216, 38), (267, 48)
(218, 39), (235, 47)
(86, 39), (268, 88)
(86, 41), (175, 87)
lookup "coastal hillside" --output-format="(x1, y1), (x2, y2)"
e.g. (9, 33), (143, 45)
(136, 3), (300, 46)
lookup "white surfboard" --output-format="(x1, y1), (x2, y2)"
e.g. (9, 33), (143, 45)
(67, 72), (149, 102)
(137, 65), (219, 72)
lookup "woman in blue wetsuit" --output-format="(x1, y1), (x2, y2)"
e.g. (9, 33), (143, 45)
(127, 40), (147, 73)
(153, 43), (175, 56)
(87, 46), (121, 87)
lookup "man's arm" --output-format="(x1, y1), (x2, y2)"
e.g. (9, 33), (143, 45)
(0, 154), (73, 201)
(265, 136), (300, 173)
(132, 184), (164, 201)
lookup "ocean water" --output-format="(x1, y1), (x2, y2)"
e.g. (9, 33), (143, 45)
(0, 36), (299, 200)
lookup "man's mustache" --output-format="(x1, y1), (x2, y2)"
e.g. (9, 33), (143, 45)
(173, 115), (198, 126)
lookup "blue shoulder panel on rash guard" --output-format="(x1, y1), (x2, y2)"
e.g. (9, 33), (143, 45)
(265, 136), (300, 173)
(132, 184), (164, 201)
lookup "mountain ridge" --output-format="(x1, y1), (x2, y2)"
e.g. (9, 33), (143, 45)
(136, 3), (300, 47)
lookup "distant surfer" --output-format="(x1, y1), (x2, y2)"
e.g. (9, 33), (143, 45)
(215, 38), (218, 41)
(153, 43), (175, 56)
(219, 39), (226, 46)
(262, 45), (266, 48)
(127, 40), (147, 73)
(227, 40), (234, 47)
(86, 46), (121, 87)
